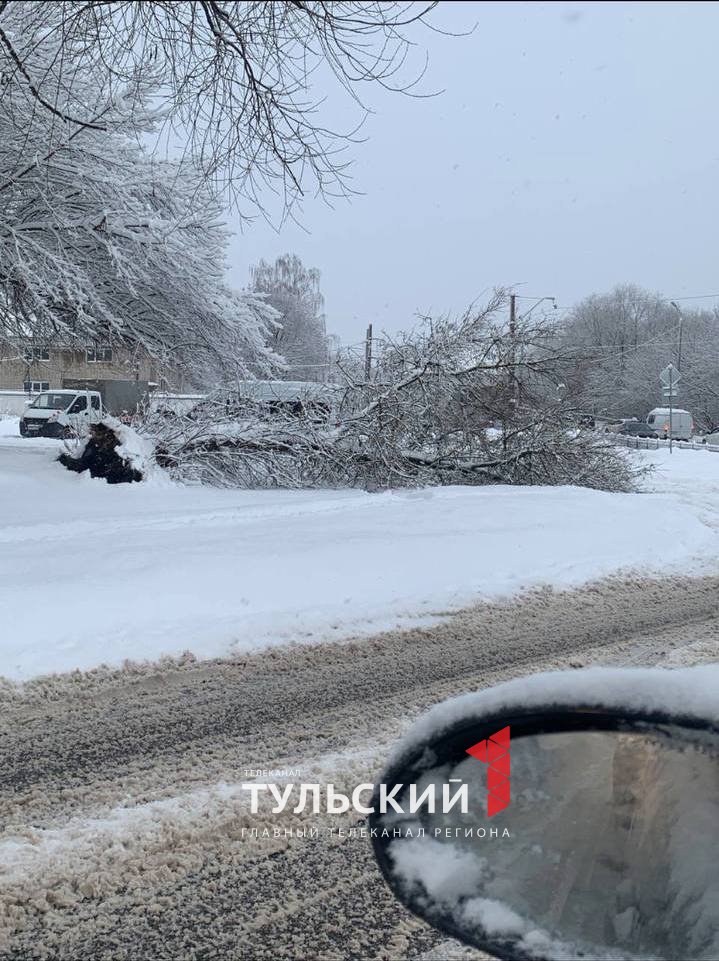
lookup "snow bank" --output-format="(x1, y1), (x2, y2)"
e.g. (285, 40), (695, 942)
(2, 437), (719, 679)
(0, 416), (20, 436)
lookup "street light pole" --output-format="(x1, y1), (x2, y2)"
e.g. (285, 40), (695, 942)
(668, 363), (674, 455)
(517, 295), (557, 321)
(670, 301), (683, 372)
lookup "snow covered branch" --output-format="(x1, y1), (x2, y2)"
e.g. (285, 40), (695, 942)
(137, 294), (639, 493)
(1, 1), (439, 213)
(0, 21), (282, 385)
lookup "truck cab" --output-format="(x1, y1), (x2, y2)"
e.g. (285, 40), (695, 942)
(19, 390), (103, 438)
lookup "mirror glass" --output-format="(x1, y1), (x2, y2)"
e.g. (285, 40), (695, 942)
(375, 725), (719, 960)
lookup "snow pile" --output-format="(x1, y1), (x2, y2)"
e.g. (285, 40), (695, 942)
(0, 416), (19, 436)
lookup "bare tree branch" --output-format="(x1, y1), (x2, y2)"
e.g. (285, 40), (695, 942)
(0, 1), (440, 214)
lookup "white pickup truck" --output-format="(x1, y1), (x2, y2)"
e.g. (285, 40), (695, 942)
(19, 389), (104, 439)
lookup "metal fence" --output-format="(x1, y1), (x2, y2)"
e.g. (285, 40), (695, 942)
(607, 433), (719, 453)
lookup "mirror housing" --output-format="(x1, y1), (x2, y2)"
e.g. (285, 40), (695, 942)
(370, 667), (719, 961)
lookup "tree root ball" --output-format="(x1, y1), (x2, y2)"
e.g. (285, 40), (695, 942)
(58, 422), (144, 484)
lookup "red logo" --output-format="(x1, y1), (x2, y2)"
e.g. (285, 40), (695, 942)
(466, 726), (510, 817)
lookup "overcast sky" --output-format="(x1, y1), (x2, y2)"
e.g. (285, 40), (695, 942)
(227, 1), (719, 343)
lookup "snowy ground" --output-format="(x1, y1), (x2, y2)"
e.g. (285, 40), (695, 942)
(3, 576), (718, 959)
(3, 411), (719, 959)
(2, 416), (719, 680)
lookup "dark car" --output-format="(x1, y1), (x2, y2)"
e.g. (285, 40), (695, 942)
(615, 421), (658, 438)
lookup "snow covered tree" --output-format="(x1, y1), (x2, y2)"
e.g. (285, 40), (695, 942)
(561, 284), (719, 429)
(0, 15), (281, 386)
(0, 0), (438, 384)
(662, 309), (719, 430)
(0, 1), (438, 214)
(564, 284), (673, 354)
(250, 255), (329, 381)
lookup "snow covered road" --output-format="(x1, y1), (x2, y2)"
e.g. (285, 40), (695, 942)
(2, 575), (719, 960)
(2, 420), (719, 679)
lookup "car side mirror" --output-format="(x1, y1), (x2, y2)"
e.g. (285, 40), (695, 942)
(370, 668), (719, 961)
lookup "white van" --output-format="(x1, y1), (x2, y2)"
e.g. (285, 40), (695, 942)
(646, 407), (693, 441)
(19, 389), (103, 438)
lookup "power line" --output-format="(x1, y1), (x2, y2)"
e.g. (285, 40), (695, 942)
(561, 323), (684, 362)
(667, 293), (719, 302)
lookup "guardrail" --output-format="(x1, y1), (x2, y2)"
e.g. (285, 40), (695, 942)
(607, 433), (719, 453)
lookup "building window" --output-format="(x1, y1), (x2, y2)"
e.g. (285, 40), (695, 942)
(23, 381), (50, 393)
(86, 345), (113, 363)
(22, 346), (50, 362)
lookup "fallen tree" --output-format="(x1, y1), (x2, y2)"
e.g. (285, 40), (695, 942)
(135, 294), (642, 493)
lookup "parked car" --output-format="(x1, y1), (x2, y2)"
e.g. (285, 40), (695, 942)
(646, 407), (694, 441)
(603, 417), (640, 433)
(603, 419), (656, 438)
(614, 421), (658, 439)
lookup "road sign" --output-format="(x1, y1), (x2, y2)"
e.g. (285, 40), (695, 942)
(660, 364), (681, 387)
(663, 389), (678, 398)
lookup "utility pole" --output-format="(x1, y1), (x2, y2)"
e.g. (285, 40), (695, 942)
(668, 364), (674, 455)
(670, 301), (683, 372)
(364, 323), (373, 382)
(509, 294), (517, 359)
(508, 294), (517, 406)
(507, 293), (555, 409)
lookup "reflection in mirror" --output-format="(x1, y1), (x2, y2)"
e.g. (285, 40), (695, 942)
(374, 725), (719, 961)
